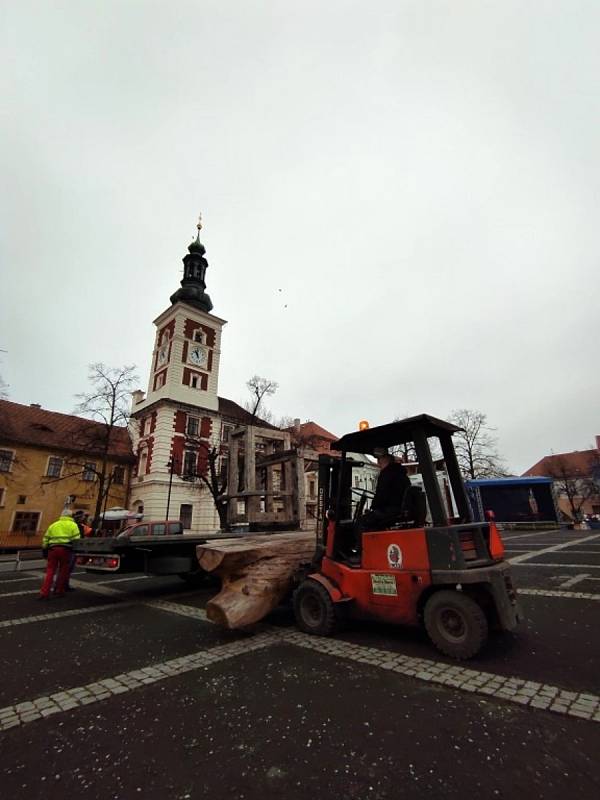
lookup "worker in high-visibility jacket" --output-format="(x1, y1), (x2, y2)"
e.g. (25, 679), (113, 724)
(39, 511), (81, 599)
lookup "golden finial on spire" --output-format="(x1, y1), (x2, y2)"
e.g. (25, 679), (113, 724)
(197, 213), (203, 232)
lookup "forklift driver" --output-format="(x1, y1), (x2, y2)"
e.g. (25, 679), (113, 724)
(357, 448), (411, 534)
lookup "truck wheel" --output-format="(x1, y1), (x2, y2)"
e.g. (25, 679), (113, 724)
(424, 590), (488, 660)
(293, 579), (337, 636)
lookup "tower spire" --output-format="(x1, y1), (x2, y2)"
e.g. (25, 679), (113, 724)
(169, 214), (213, 313)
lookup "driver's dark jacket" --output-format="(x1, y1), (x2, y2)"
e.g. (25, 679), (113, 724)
(372, 462), (411, 512)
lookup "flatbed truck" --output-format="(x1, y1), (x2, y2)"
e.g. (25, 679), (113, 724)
(73, 529), (251, 586)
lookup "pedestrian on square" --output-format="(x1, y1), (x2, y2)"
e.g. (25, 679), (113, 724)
(38, 510), (81, 599)
(59, 510), (87, 591)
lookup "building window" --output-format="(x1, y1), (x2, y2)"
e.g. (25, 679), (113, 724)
(46, 457), (63, 478)
(309, 480), (316, 499)
(17, 495), (26, 504)
(138, 449), (148, 476)
(0, 487), (5, 506)
(183, 450), (197, 478)
(139, 418), (146, 437)
(82, 463), (96, 481)
(0, 449), (14, 473)
(156, 372), (166, 389)
(193, 330), (204, 344)
(187, 416), (199, 437)
(113, 466), (125, 485)
(180, 503), (193, 530)
(12, 511), (40, 535)
(191, 375), (199, 388)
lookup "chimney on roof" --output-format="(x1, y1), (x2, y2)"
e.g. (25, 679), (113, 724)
(294, 418), (301, 432)
(131, 389), (145, 411)
(30, 403), (41, 409)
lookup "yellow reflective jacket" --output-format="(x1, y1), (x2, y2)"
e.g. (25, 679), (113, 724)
(42, 516), (81, 548)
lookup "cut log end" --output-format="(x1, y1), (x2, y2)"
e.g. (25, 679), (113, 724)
(205, 602), (232, 628)
(197, 532), (316, 628)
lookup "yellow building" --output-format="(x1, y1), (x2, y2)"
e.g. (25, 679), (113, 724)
(0, 399), (135, 549)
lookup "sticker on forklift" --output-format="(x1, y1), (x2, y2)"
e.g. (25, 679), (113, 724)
(387, 544), (403, 569)
(371, 574), (398, 596)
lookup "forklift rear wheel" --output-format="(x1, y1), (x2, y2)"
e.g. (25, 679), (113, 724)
(293, 579), (337, 636)
(424, 590), (488, 660)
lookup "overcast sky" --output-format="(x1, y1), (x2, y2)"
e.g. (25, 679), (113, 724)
(1, 1), (599, 473)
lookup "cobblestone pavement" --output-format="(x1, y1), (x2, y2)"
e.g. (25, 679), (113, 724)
(1, 527), (599, 799)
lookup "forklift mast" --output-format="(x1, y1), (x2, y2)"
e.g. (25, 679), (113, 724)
(316, 454), (352, 553)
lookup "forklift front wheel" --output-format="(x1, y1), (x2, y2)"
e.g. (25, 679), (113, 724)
(424, 590), (488, 660)
(293, 579), (338, 636)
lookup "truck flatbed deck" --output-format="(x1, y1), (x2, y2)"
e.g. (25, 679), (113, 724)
(73, 530), (302, 582)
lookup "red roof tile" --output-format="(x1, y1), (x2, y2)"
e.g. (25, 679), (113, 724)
(217, 397), (279, 430)
(285, 421), (338, 454)
(0, 399), (134, 461)
(523, 448), (599, 478)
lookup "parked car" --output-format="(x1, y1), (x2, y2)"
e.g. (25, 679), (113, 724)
(116, 520), (183, 539)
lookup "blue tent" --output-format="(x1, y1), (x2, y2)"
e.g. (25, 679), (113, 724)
(465, 476), (558, 524)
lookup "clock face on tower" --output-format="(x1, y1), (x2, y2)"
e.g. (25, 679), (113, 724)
(189, 345), (207, 367)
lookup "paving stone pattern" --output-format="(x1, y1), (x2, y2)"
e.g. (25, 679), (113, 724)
(1, 596), (599, 732)
(280, 630), (600, 724)
(0, 632), (275, 731)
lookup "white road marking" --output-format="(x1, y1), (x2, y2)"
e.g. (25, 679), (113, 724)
(509, 534), (600, 565)
(144, 600), (208, 621)
(512, 562), (600, 569)
(507, 549), (600, 555)
(0, 601), (134, 629)
(519, 588), (600, 601)
(0, 575), (39, 585)
(0, 590), (38, 598)
(558, 574), (591, 589)
(502, 530), (565, 541)
(97, 575), (150, 585)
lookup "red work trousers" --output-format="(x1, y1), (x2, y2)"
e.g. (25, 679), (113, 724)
(40, 546), (71, 597)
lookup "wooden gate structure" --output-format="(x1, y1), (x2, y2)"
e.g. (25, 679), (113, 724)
(226, 425), (306, 531)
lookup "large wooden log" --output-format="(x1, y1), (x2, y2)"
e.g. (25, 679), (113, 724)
(196, 532), (315, 629)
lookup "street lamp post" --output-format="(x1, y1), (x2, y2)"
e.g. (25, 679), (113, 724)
(166, 456), (176, 520)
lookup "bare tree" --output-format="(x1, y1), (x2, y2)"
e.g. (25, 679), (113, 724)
(180, 443), (229, 531)
(244, 375), (278, 422)
(71, 363), (138, 523)
(544, 453), (600, 522)
(449, 409), (508, 479)
(389, 415), (418, 462)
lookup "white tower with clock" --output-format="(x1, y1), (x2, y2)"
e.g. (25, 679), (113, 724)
(128, 218), (229, 533)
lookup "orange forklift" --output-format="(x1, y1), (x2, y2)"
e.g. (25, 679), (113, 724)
(292, 414), (522, 659)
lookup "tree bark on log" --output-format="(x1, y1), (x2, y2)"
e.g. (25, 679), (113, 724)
(196, 532), (315, 629)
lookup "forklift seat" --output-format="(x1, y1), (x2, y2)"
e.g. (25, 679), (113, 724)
(388, 485), (427, 529)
